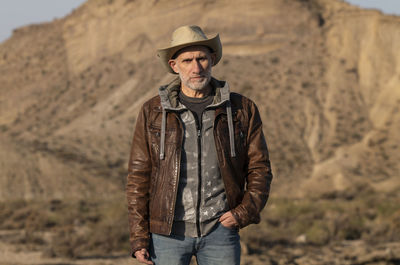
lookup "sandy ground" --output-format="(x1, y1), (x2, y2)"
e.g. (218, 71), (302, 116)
(0, 230), (135, 265)
(1, 229), (400, 265)
(0, 242), (136, 265)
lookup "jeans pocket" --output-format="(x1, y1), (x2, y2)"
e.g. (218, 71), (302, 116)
(219, 222), (239, 233)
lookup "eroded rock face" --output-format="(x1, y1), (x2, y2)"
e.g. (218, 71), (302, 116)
(300, 0), (400, 198)
(0, 0), (399, 263)
(0, 0), (399, 201)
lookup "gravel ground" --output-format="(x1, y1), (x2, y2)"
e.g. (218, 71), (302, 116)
(1, 230), (399, 265)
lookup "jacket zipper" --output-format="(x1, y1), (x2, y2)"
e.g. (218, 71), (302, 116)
(195, 113), (202, 237)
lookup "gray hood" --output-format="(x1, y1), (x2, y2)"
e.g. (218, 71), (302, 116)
(157, 77), (236, 159)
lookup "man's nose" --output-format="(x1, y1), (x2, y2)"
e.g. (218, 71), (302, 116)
(192, 60), (203, 73)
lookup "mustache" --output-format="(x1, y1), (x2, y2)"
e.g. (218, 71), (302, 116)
(191, 72), (210, 79)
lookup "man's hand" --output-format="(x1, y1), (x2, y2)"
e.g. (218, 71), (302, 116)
(135, 248), (153, 264)
(219, 211), (239, 228)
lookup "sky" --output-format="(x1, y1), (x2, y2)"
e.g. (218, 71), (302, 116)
(0, 0), (86, 42)
(345, 0), (400, 16)
(0, 0), (399, 43)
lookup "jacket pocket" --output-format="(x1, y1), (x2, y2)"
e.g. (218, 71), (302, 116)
(149, 124), (178, 144)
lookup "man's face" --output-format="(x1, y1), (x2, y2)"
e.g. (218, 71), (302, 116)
(169, 46), (215, 92)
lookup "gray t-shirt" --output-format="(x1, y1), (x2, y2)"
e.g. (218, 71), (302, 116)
(178, 91), (213, 127)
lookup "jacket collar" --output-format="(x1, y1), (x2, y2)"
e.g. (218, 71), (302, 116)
(157, 76), (236, 159)
(158, 77), (230, 111)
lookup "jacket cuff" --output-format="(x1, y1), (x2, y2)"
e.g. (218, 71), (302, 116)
(230, 210), (241, 228)
(130, 238), (150, 258)
(231, 205), (248, 228)
(231, 203), (261, 229)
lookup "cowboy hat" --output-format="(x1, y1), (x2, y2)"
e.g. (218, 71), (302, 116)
(157, 25), (222, 74)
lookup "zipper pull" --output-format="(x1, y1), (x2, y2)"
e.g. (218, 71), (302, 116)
(197, 129), (201, 138)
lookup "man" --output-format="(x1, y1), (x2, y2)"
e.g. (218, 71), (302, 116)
(126, 25), (273, 265)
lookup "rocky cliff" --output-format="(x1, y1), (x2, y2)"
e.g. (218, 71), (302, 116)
(0, 0), (399, 201)
(1, 0), (400, 263)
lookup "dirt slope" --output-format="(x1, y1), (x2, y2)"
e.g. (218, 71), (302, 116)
(0, 0), (399, 200)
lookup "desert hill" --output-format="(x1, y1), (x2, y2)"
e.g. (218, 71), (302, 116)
(1, 0), (399, 200)
(1, 0), (400, 263)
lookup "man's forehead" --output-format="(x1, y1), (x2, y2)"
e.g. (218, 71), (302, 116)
(174, 45), (212, 59)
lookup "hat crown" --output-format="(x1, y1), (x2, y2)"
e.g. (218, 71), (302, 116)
(170, 25), (208, 46)
(157, 25), (222, 74)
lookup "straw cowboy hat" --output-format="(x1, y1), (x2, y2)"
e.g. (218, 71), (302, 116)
(157, 25), (222, 74)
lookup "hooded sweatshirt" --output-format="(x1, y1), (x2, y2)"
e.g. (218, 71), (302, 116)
(158, 77), (236, 237)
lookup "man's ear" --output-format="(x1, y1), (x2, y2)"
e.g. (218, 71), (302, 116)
(168, 59), (179, 74)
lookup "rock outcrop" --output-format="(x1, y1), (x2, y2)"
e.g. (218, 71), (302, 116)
(0, 0), (399, 201)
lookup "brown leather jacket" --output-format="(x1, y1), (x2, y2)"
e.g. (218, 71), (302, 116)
(126, 79), (273, 255)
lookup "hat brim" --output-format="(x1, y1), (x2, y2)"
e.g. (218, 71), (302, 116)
(157, 34), (222, 74)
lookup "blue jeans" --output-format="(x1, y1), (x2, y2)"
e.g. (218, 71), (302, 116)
(149, 222), (241, 265)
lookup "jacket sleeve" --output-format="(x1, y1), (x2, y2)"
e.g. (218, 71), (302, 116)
(126, 104), (152, 256)
(231, 101), (273, 228)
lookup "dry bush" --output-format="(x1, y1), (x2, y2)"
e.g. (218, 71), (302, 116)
(2, 190), (399, 259)
(240, 190), (400, 254)
(0, 198), (129, 258)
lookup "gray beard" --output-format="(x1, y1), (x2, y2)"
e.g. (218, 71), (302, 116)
(181, 74), (211, 91)
(179, 70), (212, 92)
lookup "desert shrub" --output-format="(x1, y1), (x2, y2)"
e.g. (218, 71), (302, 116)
(305, 221), (330, 245)
(336, 214), (364, 240)
(43, 199), (129, 258)
(270, 57), (280, 64)
(44, 226), (82, 258)
(0, 198), (128, 258)
(0, 201), (46, 230)
(3, 191), (399, 259)
(241, 191), (400, 254)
